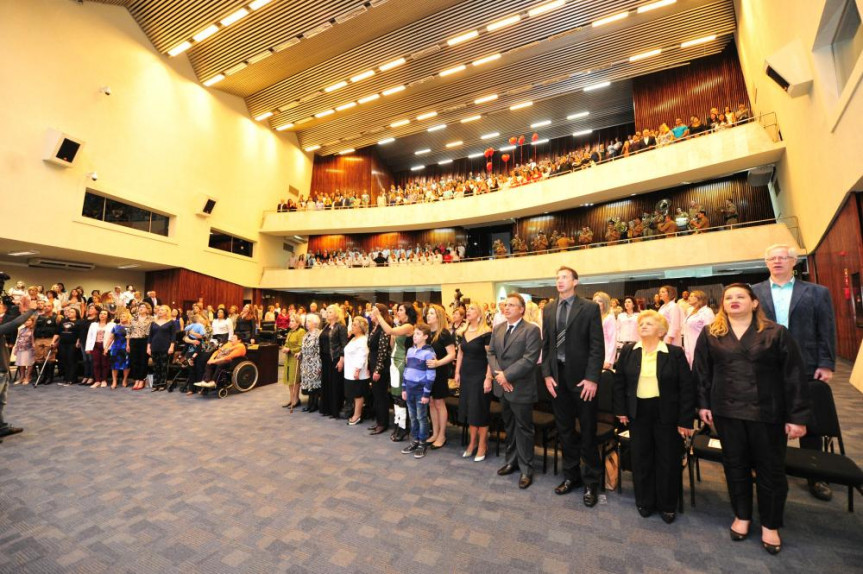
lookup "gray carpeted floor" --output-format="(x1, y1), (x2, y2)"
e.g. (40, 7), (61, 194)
(1, 363), (862, 573)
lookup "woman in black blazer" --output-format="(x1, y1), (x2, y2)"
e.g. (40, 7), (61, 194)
(694, 283), (809, 555)
(326, 304), (349, 419)
(613, 310), (695, 524)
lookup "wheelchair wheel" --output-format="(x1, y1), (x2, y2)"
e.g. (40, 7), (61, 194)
(231, 360), (258, 393)
(217, 387), (229, 399)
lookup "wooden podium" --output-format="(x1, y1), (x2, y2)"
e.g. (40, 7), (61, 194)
(245, 343), (279, 387)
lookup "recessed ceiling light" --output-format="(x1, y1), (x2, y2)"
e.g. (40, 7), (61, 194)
(411, 165), (425, 171)
(480, 132), (500, 139)
(358, 93), (380, 104)
(681, 34), (717, 48)
(510, 101), (533, 110)
(193, 25), (219, 43)
(273, 38), (300, 52)
(225, 62), (248, 75)
(254, 111), (273, 121)
(567, 111), (590, 119)
(467, 152), (484, 158)
(379, 57), (406, 71)
(592, 11), (628, 27)
(475, 94), (498, 104)
(118, 263), (141, 269)
(350, 70), (375, 82)
(584, 81), (611, 91)
(220, 8), (248, 27)
(439, 159), (453, 165)
(427, 124), (447, 132)
(324, 81), (348, 93)
(417, 111), (438, 120)
(248, 49), (274, 63)
(8, 250), (38, 257)
(529, 0), (565, 18)
(339, 148), (355, 155)
(460, 115), (482, 123)
(382, 85), (405, 96)
(445, 141), (463, 148)
(530, 138), (549, 145)
(637, 0), (676, 13)
(473, 53), (501, 66)
(415, 148), (431, 155)
(531, 120), (551, 128)
(447, 30), (479, 46)
(276, 123), (294, 131)
(378, 137), (395, 145)
(203, 74), (225, 87)
(500, 145), (516, 151)
(573, 129), (593, 136)
(314, 109), (335, 118)
(629, 48), (662, 62)
(390, 119), (410, 127)
(487, 15), (521, 32)
(304, 145), (321, 152)
(335, 102), (357, 111)
(249, 0), (272, 9)
(439, 65), (466, 77)
(167, 41), (191, 57)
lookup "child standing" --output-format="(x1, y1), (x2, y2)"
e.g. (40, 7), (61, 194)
(400, 324), (436, 459)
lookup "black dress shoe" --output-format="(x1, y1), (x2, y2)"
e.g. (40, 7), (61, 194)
(497, 463), (519, 476)
(554, 479), (582, 495)
(0, 426), (23, 438)
(367, 424), (379, 431)
(301, 404), (311, 412)
(809, 481), (833, 501)
(583, 485), (598, 508)
(518, 474), (533, 489)
(661, 512), (676, 524)
(637, 506), (654, 518)
(369, 425), (388, 435)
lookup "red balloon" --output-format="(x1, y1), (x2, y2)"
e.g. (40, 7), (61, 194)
(531, 132), (539, 142)
(486, 161), (493, 172)
(501, 154), (510, 163)
(484, 147), (495, 159)
(508, 136), (517, 145)
(518, 135), (525, 145)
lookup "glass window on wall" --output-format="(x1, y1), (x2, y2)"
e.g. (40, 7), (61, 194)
(81, 190), (170, 237)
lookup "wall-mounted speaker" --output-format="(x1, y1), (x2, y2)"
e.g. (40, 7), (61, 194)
(198, 195), (217, 217)
(43, 129), (84, 168)
(748, 165), (775, 187)
(763, 39), (813, 98)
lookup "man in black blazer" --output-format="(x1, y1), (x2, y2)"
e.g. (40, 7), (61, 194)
(488, 293), (542, 489)
(541, 266), (606, 506)
(145, 291), (159, 311)
(752, 243), (837, 501)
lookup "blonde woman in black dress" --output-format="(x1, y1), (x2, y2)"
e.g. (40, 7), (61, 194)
(455, 302), (493, 462)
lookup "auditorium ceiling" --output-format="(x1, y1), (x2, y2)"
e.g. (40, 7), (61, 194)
(89, 0), (737, 172)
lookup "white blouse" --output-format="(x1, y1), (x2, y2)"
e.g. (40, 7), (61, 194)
(616, 311), (640, 343)
(343, 335), (369, 380)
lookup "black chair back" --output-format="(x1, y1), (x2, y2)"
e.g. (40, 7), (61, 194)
(808, 380), (844, 454)
(597, 370), (614, 414)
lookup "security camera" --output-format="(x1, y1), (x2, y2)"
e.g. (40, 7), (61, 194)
(88, 171), (98, 181)
(101, 86), (112, 96)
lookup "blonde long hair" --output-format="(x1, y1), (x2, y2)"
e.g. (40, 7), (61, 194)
(593, 291), (612, 319)
(708, 283), (768, 337)
(459, 302), (490, 337)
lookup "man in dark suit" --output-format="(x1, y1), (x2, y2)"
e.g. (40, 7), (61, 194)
(541, 266), (606, 506)
(488, 293), (542, 489)
(752, 243), (837, 501)
(145, 291), (159, 311)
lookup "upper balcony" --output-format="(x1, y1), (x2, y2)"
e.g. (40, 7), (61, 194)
(261, 121), (785, 236)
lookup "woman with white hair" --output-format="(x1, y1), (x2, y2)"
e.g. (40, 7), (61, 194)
(299, 314), (322, 413)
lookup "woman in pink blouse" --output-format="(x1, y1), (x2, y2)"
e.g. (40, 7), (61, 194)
(683, 290), (715, 367)
(593, 291), (618, 369)
(658, 285), (683, 346)
(616, 296), (640, 346)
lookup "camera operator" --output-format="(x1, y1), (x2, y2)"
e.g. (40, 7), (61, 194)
(0, 294), (38, 443)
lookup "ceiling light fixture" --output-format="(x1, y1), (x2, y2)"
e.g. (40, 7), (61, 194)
(203, 74), (225, 87)
(417, 111), (438, 120)
(681, 34), (717, 48)
(531, 120), (551, 128)
(567, 111), (590, 119)
(382, 85), (405, 95)
(592, 11), (628, 27)
(167, 41), (191, 57)
(487, 15), (521, 31)
(225, 62), (248, 75)
(193, 25), (219, 43)
(472, 53), (501, 66)
(411, 165), (425, 171)
(249, 0), (272, 9)
(339, 148), (355, 155)
(379, 57), (406, 71)
(8, 250), (38, 257)
(220, 8), (248, 27)
(415, 149), (431, 155)
(584, 81), (611, 91)
(427, 124), (447, 132)
(248, 49), (274, 63)
(460, 115), (482, 123)
(439, 65), (466, 76)
(467, 152), (484, 158)
(530, 138), (549, 145)
(276, 124), (294, 131)
(500, 145), (516, 151)
(510, 101), (533, 110)
(324, 81), (348, 93)
(117, 263), (141, 269)
(447, 30), (479, 46)
(637, 0), (676, 13)
(304, 145), (321, 152)
(335, 102), (357, 111)
(480, 132), (500, 139)
(358, 93), (380, 104)
(314, 109), (335, 118)
(350, 70), (375, 82)
(528, 0), (565, 18)
(475, 94), (498, 104)
(390, 119), (410, 127)
(439, 159), (453, 165)
(629, 48), (662, 62)
(378, 137), (395, 145)
(573, 129), (593, 136)
(273, 38), (300, 52)
(254, 111), (273, 121)
(445, 141), (463, 148)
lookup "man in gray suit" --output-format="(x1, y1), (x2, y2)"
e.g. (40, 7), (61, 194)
(488, 293), (542, 489)
(752, 243), (837, 501)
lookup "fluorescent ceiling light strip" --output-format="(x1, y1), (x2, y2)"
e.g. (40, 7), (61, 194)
(584, 81), (610, 91)
(510, 101), (533, 110)
(339, 148), (355, 155)
(439, 159), (453, 165)
(315, 109), (335, 118)
(378, 137), (395, 145)
(500, 145), (515, 151)
(225, 62), (248, 75)
(475, 94), (498, 104)
(439, 65), (466, 76)
(531, 120), (551, 128)
(467, 152), (484, 158)
(193, 25), (219, 42)
(350, 70), (375, 82)
(480, 132), (499, 139)
(379, 57), (406, 71)
(382, 85), (405, 95)
(411, 165), (425, 171)
(427, 124), (447, 132)
(249, 0), (272, 9)
(681, 34), (717, 48)
(473, 53), (501, 66)
(573, 129), (593, 136)
(248, 49), (273, 63)
(276, 124), (294, 131)
(335, 102), (356, 111)
(168, 41), (191, 57)
(592, 11), (628, 27)
(445, 141), (463, 148)
(460, 115), (481, 123)
(254, 111), (273, 121)
(220, 8), (248, 27)
(324, 81), (347, 92)
(487, 15), (520, 31)
(390, 119), (410, 127)
(304, 145), (321, 152)
(358, 93), (380, 104)
(447, 30), (479, 46)
(528, 0), (565, 18)
(417, 111), (438, 120)
(531, 139), (549, 145)
(637, 0), (676, 13)
(273, 38), (299, 52)
(629, 48), (661, 62)
(415, 149), (430, 155)
(567, 111), (590, 119)
(203, 74), (225, 87)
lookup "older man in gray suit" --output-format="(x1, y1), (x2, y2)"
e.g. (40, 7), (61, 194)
(488, 293), (542, 489)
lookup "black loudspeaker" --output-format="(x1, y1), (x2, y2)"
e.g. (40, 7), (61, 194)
(198, 196), (217, 217)
(43, 130), (84, 168)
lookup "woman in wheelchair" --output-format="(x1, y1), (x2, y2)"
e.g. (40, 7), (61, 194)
(194, 334), (247, 389)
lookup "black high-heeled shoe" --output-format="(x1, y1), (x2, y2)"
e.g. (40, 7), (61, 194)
(762, 539), (782, 555)
(729, 528), (748, 542)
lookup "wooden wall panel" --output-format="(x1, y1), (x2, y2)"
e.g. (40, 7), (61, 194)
(308, 228), (468, 255)
(632, 45), (750, 131)
(145, 268), (245, 310)
(810, 193), (863, 361)
(310, 146), (395, 203)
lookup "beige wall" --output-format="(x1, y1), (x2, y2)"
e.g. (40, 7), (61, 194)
(734, 0), (863, 249)
(0, 265), (145, 298)
(0, 0), (312, 287)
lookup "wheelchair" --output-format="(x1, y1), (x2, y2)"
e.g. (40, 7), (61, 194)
(211, 356), (259, 398)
